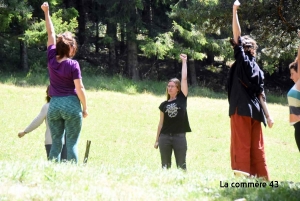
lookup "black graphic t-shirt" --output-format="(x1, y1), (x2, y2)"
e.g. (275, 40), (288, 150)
(159, 91), (191, 134)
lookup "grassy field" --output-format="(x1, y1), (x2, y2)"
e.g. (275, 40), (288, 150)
(0, 74), (299, 200)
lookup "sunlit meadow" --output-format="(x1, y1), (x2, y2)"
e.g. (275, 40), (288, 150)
(0, 74), (299, 200)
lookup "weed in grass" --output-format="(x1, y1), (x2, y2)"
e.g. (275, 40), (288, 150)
(12, 167), (27, 182)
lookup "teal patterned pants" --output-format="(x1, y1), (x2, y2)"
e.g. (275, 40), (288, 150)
(47, 95), (82, 163)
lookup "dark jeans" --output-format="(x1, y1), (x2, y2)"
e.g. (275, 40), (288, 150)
(45, 132), (67, 161)
(158, 133), (187, 170)
(294, 122), (300, 152)
(45, 143), (67, 160)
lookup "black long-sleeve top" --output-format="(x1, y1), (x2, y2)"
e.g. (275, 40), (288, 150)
(227, 38), (266, 126)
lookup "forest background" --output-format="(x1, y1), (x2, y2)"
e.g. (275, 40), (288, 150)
(2, 1), (300, 199)
(1, 0), (300, 93)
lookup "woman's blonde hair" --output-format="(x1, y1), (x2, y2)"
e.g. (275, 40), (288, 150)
(166, 78), (181, 100)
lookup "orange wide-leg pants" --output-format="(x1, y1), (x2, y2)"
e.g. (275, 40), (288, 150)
(230, 112), (270, 180)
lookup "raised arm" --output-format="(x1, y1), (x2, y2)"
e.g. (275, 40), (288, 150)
(232, 0), (241, 44)
(180, 54), (188, 97)
(41, 2), (55, 47)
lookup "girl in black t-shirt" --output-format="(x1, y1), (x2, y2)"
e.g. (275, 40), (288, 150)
(154, 54), (191, 170)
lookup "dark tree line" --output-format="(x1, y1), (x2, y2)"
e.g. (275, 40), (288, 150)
(0, 0), (300, 90)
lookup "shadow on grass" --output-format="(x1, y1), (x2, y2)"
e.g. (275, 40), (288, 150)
(0, 72), (287, 105)
(215, 181), (300, 201)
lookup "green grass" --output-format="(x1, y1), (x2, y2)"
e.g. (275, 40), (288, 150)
(0, 73), (299, 200)
(0, 72), (286, 104)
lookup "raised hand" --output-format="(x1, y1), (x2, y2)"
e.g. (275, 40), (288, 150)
(233, 0), (240, 10)
(41, 2), (49, 13)
(180, 54), (187, 62)
(234, 0), (240, 6)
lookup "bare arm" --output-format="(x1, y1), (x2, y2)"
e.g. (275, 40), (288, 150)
(18, 104), (48, 138)
(259, 94), (274, 128)
(232, 0), (241, 44)
(74, 79), (88, 118)
(41, 2), (55, 47)
(180, 54), (188, 97)
(154, 111), (164, 149)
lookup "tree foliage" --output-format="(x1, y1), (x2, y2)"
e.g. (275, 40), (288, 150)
(1, 0), (300, 86)
(24, 9), (78, 46)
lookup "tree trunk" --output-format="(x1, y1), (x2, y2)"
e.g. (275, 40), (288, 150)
(127, 40), (140, 81)
(143, 0), (154, 37)
(76, 0), (86, 45)
(120, 23), (126, 55)
(149, 58), (158, 80)
(20, 40), (28, 72)
(93, 2), (99, 53)
(206, 50), (214, 65)
(107, 22), (117, 75)
(95, 21), (99, 53)
(189, 58), (198, 86)
(149, 0), (153, 37)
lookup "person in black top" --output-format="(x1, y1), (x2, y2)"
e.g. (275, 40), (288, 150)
(154, 54), (191, 170)
(228, 0), (269, 180)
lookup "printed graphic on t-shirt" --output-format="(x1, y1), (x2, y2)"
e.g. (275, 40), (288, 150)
(165, 103), (180, 118)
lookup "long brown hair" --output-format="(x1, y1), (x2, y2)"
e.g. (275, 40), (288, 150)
(166, 78), (181, 100)
(56, 31), (77, 59)
(46, 85), (51, 103)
